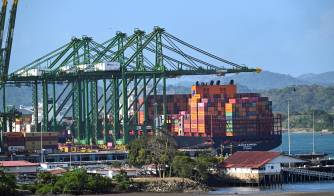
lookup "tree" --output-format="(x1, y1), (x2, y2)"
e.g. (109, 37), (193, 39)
(172, 155), (195, 179)
(53, 169), (88, 195)
(128, 137), (151, 166)
(36, 172), (58, 185)
(127, 130), (177, 178)
(146, 133), (177, 178)
(87, 174), (113, 193)
(113, 170), (131, 192)
(0, 169), (18, 196)
(193, 155), (219, 183)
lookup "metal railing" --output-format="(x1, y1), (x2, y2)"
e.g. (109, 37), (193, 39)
(282, 167), (334, 179)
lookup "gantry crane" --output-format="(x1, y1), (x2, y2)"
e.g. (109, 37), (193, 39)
(7, 27), (260, 145)
(0, 0), (18, 144)
(0, 0), (261, 146)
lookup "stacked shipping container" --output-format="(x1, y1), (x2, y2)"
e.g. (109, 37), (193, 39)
(4, 132), (25, 152)
(137, 83), (276, 139)
(138, 94), (190, 124)
(24, 132), (58, 153)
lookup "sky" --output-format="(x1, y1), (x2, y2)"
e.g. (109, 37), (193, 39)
(7, 0), (334, 76)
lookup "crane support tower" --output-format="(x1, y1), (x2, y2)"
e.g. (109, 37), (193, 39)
(0, 0), (19, 145)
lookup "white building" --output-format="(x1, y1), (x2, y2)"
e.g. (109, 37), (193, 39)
(222, 151), (305, 183)
(40, 162), (69, 170)
(87, 167), (139, 178)
(0, 161), (39, 174)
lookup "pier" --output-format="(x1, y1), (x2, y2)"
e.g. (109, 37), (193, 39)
(282, 167), (334, 183)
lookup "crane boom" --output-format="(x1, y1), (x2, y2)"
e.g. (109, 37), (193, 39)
(0, 0), (8, 78)
(3, 0), (18, 80)
(0, 0), (8, 48)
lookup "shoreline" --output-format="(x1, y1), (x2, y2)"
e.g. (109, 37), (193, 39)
(282, 129), (333, 134)
(86, 191), (334, 196)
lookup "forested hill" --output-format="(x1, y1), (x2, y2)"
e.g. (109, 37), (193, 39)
(1, 84), (333, 115)
(260, 85), (334, 114)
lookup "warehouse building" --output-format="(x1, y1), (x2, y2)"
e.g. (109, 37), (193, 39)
(0, 160), (39, 174)
(222, 151), (305, 183)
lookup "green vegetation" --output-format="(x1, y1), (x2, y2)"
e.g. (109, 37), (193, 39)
(172, 155), (195, 179)
(33, 169), (113, 194)
(128, 135), (219, 184)
(128, 132), (177, 178)
(282, 110), (334, 131)
(172, 155), (218, 184)
(112, 170), (132, 192)
(262, 85), (334, 131)
(261, 85), (334, 114)
(21, 168), (136, 195)
(0, 169), (18, 196)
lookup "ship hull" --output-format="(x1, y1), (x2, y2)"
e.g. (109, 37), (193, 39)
(174, 134), (282, 152)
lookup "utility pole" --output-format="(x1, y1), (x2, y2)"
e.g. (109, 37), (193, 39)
(312, 110), (315, 155)
(288, 99), (291, 156)
(40, 126), (43, 163)
(210, 115), (213, 137)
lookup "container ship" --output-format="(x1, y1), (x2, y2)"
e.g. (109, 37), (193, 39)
(138, 80), (282, 152)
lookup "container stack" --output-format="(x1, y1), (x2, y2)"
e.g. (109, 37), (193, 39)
(197, 102), (205, 135)
(182, 113), (191, 136)
(138, 94), (190, 124)
(24, 132), (59, 153)
(191, 84), (236, 98)
(190, 94), (201, 136)
(224, 95), (273, 136)
(169, 114), (181, 134)
(225, 103), (234, 136)
(4, 132), (25, 152)
(139, 82), (275, 139)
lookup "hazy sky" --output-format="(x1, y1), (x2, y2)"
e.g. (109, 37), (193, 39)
(8, 0), (334, 76)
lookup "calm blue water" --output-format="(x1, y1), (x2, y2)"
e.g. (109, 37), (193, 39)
(274, 132), (334, 157)
(209, 182), (334, 194)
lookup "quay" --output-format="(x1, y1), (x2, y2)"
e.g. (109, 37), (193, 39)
(0, 151), (128, 163)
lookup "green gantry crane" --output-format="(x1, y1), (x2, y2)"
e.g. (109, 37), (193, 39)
(0, 1), (261, 147)
(7, 26), (260, 145)
(0, 0), (18, 145)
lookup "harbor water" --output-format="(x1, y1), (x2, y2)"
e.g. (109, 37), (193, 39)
(275, 132), (334, 157)
(209, 182), (334, 194)
(210, 132), (334, 195)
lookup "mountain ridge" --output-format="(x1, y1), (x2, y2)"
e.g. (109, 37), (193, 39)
(168, 70), (334, 90)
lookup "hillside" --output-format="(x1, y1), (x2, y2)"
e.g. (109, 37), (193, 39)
(169, 70), (334, 90)
(261, 85), (334, 114)
(1, 84), (334, 114)
(297, 71), (334, 86)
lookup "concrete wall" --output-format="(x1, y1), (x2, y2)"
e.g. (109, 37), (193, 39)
(260, 163), (281, 173)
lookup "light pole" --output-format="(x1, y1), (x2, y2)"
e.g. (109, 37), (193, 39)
(210, 115), (213, 137)
(312, 110), (315, 155)
(153, 102), (158, 136)
(288, 99), (291, 156)
(40, 124), (43, 163)
(287, 87), (296, 156)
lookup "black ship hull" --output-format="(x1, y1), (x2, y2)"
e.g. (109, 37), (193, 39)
(174, 134), (282, 152)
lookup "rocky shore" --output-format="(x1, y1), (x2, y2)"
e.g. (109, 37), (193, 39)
(131, 177), (209, 193)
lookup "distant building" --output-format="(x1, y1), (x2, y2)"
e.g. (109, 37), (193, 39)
(40, 162), (69, 170)
(0, 161), (39, 174)
(222, 151), (305, 183)
(87, 167), (139, 178)
(45, 168), (67, 176)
